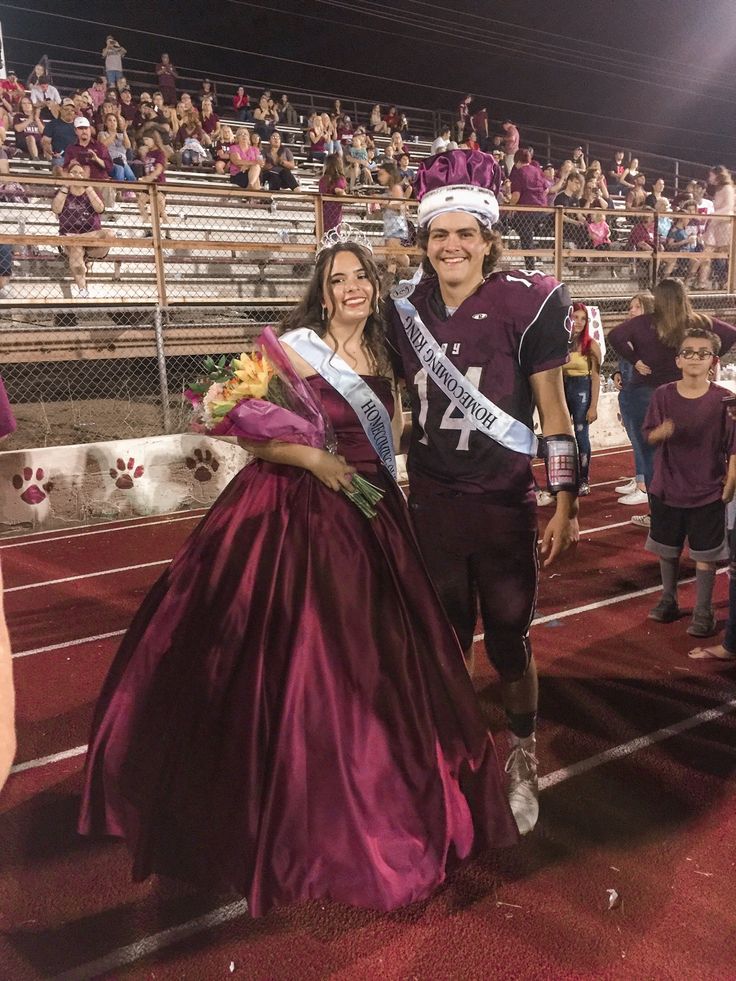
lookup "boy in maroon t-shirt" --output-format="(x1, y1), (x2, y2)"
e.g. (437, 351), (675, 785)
(643, 327), (736, 637)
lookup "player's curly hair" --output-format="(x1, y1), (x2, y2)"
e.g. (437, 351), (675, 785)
(278, 242), (391, 377)
(416, 220), (503, 279)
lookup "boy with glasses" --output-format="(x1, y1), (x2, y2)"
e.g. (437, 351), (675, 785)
(644, 327), (736, 636)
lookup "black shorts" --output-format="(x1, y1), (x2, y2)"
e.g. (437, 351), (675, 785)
(409, 493), (538, 681)
(647, 495), (728, 562)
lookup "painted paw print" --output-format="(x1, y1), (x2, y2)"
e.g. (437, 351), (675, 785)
(110, 457), (144, 490)
(185, 448), (220, 483)
(12, 467), (53, 505)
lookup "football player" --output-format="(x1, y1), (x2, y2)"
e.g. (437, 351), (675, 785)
(386, 152), (579, 834)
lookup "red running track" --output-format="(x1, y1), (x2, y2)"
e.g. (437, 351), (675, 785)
(1, 447), (735, 980)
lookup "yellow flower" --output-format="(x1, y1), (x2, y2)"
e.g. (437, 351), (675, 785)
(229, 352), (274, 400)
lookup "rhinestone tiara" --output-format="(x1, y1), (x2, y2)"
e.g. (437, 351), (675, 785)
(316, 222), (373, 256)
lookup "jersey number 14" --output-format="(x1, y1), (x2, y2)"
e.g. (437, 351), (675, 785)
(414, 366), (483, 451)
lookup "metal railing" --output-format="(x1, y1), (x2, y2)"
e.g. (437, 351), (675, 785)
(2, 175), (736, 449)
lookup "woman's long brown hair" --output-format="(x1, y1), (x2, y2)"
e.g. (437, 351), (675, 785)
(652, 277), (711, 348)
(278, 242), (390, 376)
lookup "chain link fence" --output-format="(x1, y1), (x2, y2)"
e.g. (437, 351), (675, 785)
(3, 179), (736, 448)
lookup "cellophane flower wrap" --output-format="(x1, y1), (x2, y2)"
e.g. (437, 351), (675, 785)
(185, 327), (384, 518)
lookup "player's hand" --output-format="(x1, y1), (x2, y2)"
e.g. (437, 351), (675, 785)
(309, 450), (356, 492)
(634, 360), (652, 376)
(540, 512), (579, 568)
(586, 406), (598, 423)
(612, 373), (623, 391)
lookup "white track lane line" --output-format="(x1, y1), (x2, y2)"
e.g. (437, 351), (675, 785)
(5, 560), (169, 594)
(46, 691), (736, 981)
(472, 568), (727, 642)
(540, 696), (736, 790)
(0, 506), (208, 546)
(7, 514), (634, 600)
(13, 630), (127, 660)
(4, 518), (645, 658)
(0, 512), (205, 551)
(13, 568), (731, 775)
(51, 900), (251, 981)
(10, 744), (87, 774)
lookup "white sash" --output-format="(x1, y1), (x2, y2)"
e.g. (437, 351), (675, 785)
(280, 328), (398, 480)
(391, 282), (538, 457)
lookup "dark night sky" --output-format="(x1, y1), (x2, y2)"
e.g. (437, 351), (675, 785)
(2, 0), (736, 166)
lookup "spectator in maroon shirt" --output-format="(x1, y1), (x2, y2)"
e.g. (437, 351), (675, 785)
(13, 96), (44, 159)
(175, 109), (210, 165)
(200, 98), (220, 142)
(213, 125), (235, 174)
(51, 160), (115, 297)
(233, 86), (250, 122)
(0, 71), (24, 111)
(155, 54), (179, 106)
(509, 147), (550, 271)
(198, 79), (218, 110)
(63, 116), (114, 208)
(501, 119), (520, 172)
(118, 88), (137, 126)
(279, 94), (298, 128)
(471, 105), (489, 147)
(383, 105), (401, 133)
(608, 150), (632, 195)
(456, 94), (471, 143)
(137, 134), (170, 228)
(610, 278), (736, 495)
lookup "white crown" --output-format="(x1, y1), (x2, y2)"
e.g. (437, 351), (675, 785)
(417, 184), (499, 229)
(316, 222), (373, 256)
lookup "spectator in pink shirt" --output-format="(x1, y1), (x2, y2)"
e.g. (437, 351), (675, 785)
(229, 127), (263, 190)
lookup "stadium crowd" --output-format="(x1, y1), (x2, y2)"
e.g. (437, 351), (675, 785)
(0, 42), (732, 300)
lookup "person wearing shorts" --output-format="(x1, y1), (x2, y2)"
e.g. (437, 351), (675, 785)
(386, 150), (579, 835)
(643, 327), (736, 637)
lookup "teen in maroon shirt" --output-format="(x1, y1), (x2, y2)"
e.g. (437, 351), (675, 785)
(643, 327), (736, 637)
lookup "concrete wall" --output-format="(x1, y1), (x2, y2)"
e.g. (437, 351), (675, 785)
(0, 389), (676, 533)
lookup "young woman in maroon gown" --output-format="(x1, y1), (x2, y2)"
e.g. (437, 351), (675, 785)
(78, 241), (518, 917)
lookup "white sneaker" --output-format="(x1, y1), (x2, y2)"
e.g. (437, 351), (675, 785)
(535, 490), (555, 507)
(505, 734), (539, 835)
(615, 478), (637, 495)
(618, 488), (648, 505)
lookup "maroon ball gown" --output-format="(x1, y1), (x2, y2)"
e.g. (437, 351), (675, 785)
(78, 375), (518, 917)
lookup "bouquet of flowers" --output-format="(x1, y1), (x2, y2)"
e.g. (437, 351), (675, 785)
(185, 327), (385, 518)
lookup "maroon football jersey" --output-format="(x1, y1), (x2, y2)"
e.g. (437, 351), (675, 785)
(386, 269), (572, 501)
